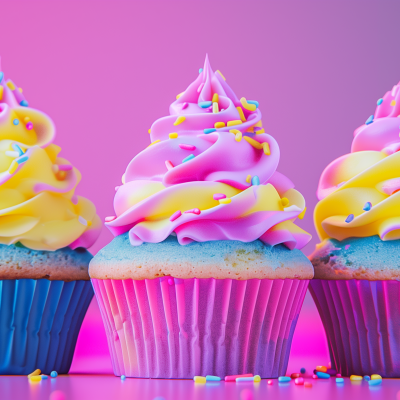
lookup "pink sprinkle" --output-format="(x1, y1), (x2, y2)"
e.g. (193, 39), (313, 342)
(26, 122), (33, 130)
(184, 208), (201, 215)
(168, 278), (174, 285)
(213, 193), (226, 200)
(295, 377), (304, 385)
(345, 245), (350, 250)
(197, 82), (204, 93)
(58, 164), (73, 171)
(336, 374), (342, 377)
(170, 210), (182, 221)
(181, 102), (188, 109)
(71, 195), (78, 205)
(105, 216), (116, 222)
(267, 380), (273, 385)
(165, 160), (174, 170)
(179, 143), (196, 151)
(115, 186), (120, 191)
(312, 374), (318, 379)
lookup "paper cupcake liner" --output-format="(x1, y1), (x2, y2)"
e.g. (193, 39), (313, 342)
(309, 279), (400, 377)
(0, 279), (93, 375)
(92, 277), (308, 378)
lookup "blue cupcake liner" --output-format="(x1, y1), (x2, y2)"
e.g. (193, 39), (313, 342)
(0, 279), (93, 375)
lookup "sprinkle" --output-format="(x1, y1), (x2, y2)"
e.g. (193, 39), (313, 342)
(13, 119), (19, 125)
(312, 374), (318, 379)
(243, 136), (263, 149)
(345, 214), (354, 223)
(5, 151), (19, 158)
(247, 100), (259, 108)
(219, 198), (231, 204)
(181, 102), (188, 109)
(240, 97), (257, 112)
(304, 382), (312, 388)
(58, 164), (72, 171)
(262, 142), (270, 155)
(29, 376), (42, 382)
(122, 174), (126, 184)
(0, 86), (3, 100)
(268, 380), (273, 385)
(26, 122), (33, 130)
(291, 373), (300, 379)
(336, 374), (341, 377)
(19, 88), (23, 93)
(294, 377), (304, 385)
(57, 171), (66, 180)
(16, 156), (28, 164)
(174, 116), (186, 126)
(182, 154), (195, 163)
(365, 115), (374, 125)
(148, 140), (160, 147)
(121, 375), (126, 380)
(316, 366), (327, 372)
(214, 122), (225, 129)
(176, 92), (184, 99)
(28, 369), (41, 377)
(336, 378), (344, 383)
(6, 80), (15, 90)
(213, 193), (226, 200)
(236, 106), (246, 122)
(364, 376), (371, 381)
(246, 175), (251, 184)
(391, 100), (396, 106)
(169, 132), (178, 139)
(371, 374), (382, 380)
(350, 375), (362, 381)
(236, 375), (261, 382)
(193, 376), (206, 384)
(0, 72), (3, 82)
(363, 201), (372, 211)
(316, 371), (330, 379)
(168, 278), (174, 285)
(300, 368), (306, 374)
(170, 211), (182, 221)
(78, 216), (90, 226)
(278, 376), (291, 383)
(105, 216), (116, 222)
(298, 207), (307, 220)
(227, 120), (242, 127)
(199, 101), (212, 108)
(50, 371), (58, 378)
(255, 128), (265, 135)
(41, 375), (48, 380)
(216, 70), (226, 80)
(251, 176), (260, 186)
(212, 102), (219, 113)
(368, 379), (382, 386)
(20, 100), (28, 107)
(199, 68), (203, 73)
(235, 132), (242, 142)
(225, 374), (253, 382)
(281, 197), (289, 207)
(197, 83), (204, 93)
(165, 160), (174, 170)
(8, 160), (18, 174)
(206, 375), (221, 381)
(204, 128), (216, 134)
(148, 129), (151, 134)
(184, 208), (201, 215)
(212, 93), (219, 103)
(377, 98), (383, 105)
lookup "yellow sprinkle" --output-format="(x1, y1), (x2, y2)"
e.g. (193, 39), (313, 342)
(214, 122), (226, 129)
(371, 374), (382, 380)
(256, 128), (265, 135)
(235, 132), (242, 142)
(6, 80), (16, 90)
(262, 142), (270, 155)
(87, 220), (92, 227)
(18, 87), (23, 93)
(28, 369), (41, 377)
(281, 197), (289, 207)
(244, 136), (263, 149)
(148, 140), (161, 147)
(216, 70), (226, 81)
(169, 132), (178, 139)
(236, 106), (246, 122)
(240, 97), (256, 112)
(298, 207), (307, 220)
(212, 93), (219, 103)
(255, 120), (262, 127)
(194, 376), (206, 383)
(29, 376), (42, 382)
(24, 117), (30, 123)
(8, 160), (18, 174)
(391, 100), (396, 106)
(219, 198), (232, 204)
(213, 102), (219, 113)
(350, 375), (362, 381)
(0, 86), (3, 100)
(227, 120), (242, 127)
(246, 175), (252, 183)
(174, 116), (186, 126)
(254, 375), (261, 382)
(148, 129), (151, 134)
(176, 92), (184, 99)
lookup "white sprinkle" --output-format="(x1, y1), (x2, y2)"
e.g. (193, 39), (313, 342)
(5, 151), (19, 158)
(283, 205), (302, 213)
(78, 216), (88, 226)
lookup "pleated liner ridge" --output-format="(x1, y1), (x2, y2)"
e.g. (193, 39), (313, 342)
(309, 279), (400, 378)
(92, 277), (309, 378)
(0, 279), (93, 375)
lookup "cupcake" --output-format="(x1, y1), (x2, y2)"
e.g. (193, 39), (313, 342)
(309, 80), (400, 377)
(90, 55), (312, 379)
(0, 60), (101, 374)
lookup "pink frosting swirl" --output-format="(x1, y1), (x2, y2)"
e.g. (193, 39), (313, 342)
(106, 56), (310, 249)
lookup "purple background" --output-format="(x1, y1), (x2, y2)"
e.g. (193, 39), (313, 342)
(1, 0), (399, 373)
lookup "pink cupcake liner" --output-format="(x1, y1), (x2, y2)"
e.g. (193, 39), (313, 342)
(309, 279), (400, 377)
(91, 277), (308, 378)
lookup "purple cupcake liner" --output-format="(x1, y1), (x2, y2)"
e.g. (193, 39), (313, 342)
(92, 277), (308, 379)
(309, 279), (400, 377)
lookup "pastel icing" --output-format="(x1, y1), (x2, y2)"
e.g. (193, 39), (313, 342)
(315, 80), (400, 241)
(106, 55), (311, 250)
(0, 60), (101, 251)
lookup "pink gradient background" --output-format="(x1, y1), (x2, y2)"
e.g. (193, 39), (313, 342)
(1, 0), (399, 374)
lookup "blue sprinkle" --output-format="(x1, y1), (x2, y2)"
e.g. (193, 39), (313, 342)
(300, 368), (306, 374)
(278, 376), (291, 382)
(364, 375), (371, 381)
(204, 128), (216, 134)
(368, 379), (382, 386)
(199, 68), (203, 73)
(345, 214), (354, 223)
(16, 156), (28, 164)
(50, 371), (58, 378)
(121, 375), (126, 380)
(20, 100), (29, 107)
(247, 100), (259, 108)
(251, 176), (260, 186)
(41, 375), (48, 380)
(12, 143), (24, 156)
(363, 202), (372, 211)
(0, 72), (3, 83)
(377, 98), (383, 105)
(336, 377), (344, 383)
(199, 101), (212, 108)
(316, 371), (330, 379)
(206, 375), (221, 381)
(182, 154), (195, 163)
(365, 115), (374, 125)
(13, 119), (19, 125)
